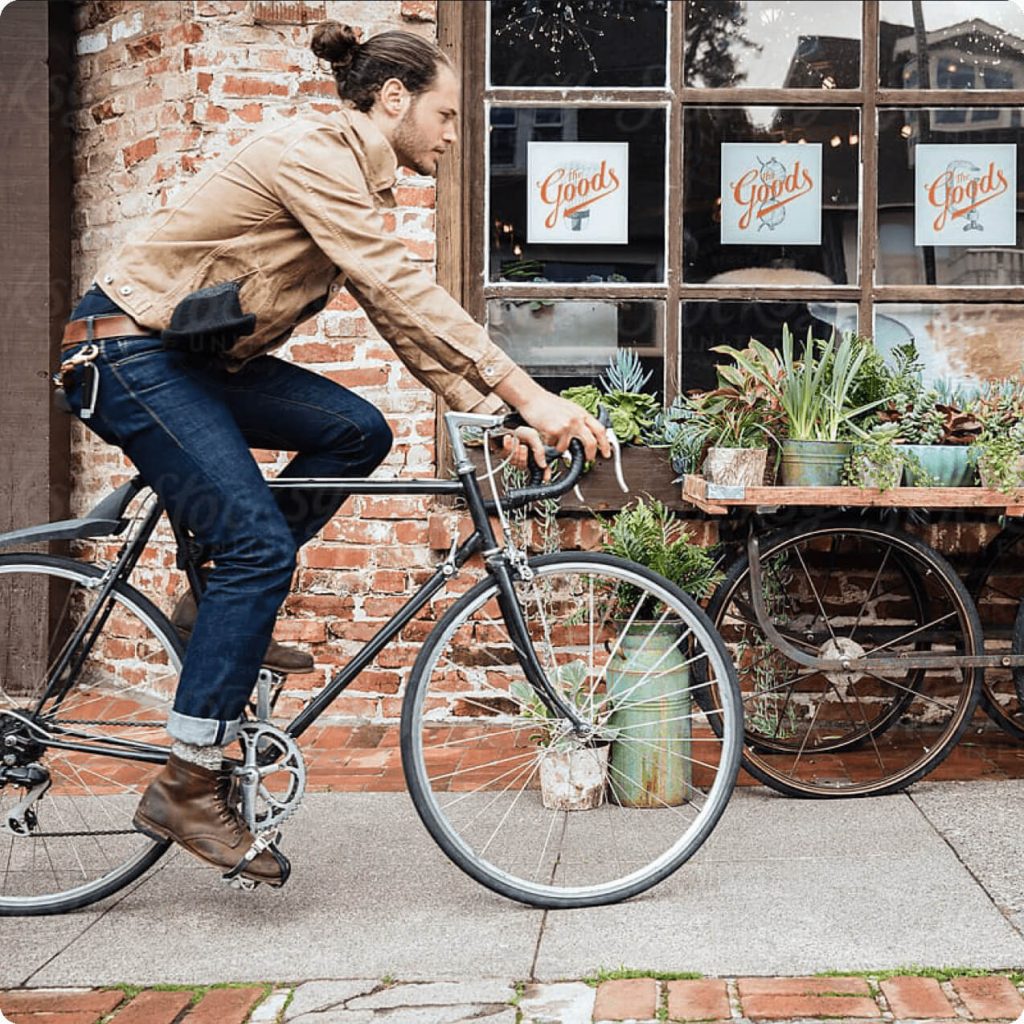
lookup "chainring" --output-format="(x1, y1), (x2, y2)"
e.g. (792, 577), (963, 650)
(231, 721), (306, 834)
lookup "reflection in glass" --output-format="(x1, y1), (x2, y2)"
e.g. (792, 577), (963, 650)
(489, 107), (666, 283)
(487, 299), (664, 396)
(489, 0), (667, 88)
(683, 107), (860, 284)
(684, 1), (861, 89)
(876, 109), (1024, 285)
(880, 1), (1024, 89)
(681, 301), (858, 390)
(874, 304), (1024, 388)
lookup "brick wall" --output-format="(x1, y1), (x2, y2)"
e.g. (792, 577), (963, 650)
(67, 0), (535, 722)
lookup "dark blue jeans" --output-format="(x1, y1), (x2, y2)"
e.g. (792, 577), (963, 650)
(64, 286), (393, 744)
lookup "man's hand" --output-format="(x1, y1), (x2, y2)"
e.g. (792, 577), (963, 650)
(501, 426), (548, 477)
(494, 367), (611, 463)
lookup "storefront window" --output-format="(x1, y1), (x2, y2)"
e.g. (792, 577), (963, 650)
(877, 108), (1024, 285)
(682, 301), (859, 390)
(488, 299), (664, 396)
(488, 106), (667, 283)
(874, 303), (1024, 388)
(683, 106), (860, 284)
(467, 2), (1024, 414)
(489, 0), (668, 88)
(879, 1), (1024, 89)
(684, 1), (862, 89)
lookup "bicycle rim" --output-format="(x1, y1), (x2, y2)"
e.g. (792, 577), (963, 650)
(401, 553), (742, 908)
(709, 524), (983, 798)
(0, 554), (177, 915)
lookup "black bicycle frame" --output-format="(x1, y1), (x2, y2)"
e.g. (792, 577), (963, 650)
(30, 463), (587, 764)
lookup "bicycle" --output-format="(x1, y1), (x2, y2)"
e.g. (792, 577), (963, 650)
(0, 411), (742, 915)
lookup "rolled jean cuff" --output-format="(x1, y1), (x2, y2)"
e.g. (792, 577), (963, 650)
(167, 710), (242, 747)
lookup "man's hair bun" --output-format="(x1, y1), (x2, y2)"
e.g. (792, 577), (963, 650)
(310, 20), (360, 76)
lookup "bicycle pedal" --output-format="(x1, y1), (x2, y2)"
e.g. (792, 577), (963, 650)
(226, 875), (259, 892)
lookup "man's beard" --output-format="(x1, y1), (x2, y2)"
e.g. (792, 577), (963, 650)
(392, 103), (436, 177)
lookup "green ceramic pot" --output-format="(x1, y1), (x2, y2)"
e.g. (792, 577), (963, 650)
(780, 440), (852, 487)
(900, 445), (974, 487)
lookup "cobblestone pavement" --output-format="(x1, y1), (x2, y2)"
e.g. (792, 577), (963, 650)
(4, 973), (1024, 1024)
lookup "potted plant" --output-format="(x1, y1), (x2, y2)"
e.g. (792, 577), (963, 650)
(877, 359), (980, 486)
(714, 327), (886, 486)
(510, 661), (610, 811)
(598, 498), (722, 807)
(842, 423), (906, 491)
(970, 379), (1024, 491)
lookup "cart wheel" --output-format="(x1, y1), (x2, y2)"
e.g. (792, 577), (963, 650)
(706, 520), (983, 798)
(966, 524), (1024, 741)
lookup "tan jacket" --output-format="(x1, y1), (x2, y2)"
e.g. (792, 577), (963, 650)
(96, 109), (515, 413)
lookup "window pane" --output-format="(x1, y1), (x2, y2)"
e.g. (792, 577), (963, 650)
(489, 0), (668, 88)
(488, 299), (664, 396)
(874, 303), (1024, 388)
(876, 109), (1024, 285)
(489, 106), (666, 283)
(681, 300), (858, 390)
(880, 2), (1024, 90)
(683, 107), (860, 284)
(684, 1), (862, 89)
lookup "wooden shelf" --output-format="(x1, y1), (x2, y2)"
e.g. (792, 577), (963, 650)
(682, 476), (1024, 517)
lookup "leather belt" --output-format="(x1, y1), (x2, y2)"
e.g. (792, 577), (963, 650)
(62, 314), (157, 350)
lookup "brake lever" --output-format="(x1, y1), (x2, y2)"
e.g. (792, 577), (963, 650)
(561, 421), (629, 503)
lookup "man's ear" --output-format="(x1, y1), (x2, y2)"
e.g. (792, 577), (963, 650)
(378, 77), (410, 118)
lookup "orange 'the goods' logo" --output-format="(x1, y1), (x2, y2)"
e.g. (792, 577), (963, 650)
(924, 159), (1008, 233)
(731, 156), (815, 232)
(537, 160), (622, 232)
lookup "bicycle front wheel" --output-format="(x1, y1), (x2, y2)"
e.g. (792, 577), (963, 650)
(401, 552), (742, 908)
(0, 554), (179, 916)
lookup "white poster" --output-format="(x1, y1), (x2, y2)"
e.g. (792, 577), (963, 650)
(527, 142), (629, 244)
(720, 142), (823, 245)
(915, 144), (1017, 246)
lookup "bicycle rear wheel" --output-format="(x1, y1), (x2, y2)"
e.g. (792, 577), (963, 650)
(401, 552), (742, 908)
(707, 522), (983, 797)
(0, 553), (179, 915)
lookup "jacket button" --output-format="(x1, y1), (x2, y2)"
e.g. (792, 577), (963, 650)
(329, 284), (339, 294)
(103, 274), (113, 284)
(119, 285), (133, 296)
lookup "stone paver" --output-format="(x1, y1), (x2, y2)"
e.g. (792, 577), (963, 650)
(880, 976), (956, 1018)
(347, 980), (515, 1009)
(285, 980), (377, 1019)
(952, 976), (1024, 1019)
(519, 982), (596, 1024)
(666, 979), (731, 1021)
(593, 978), (658, 1021)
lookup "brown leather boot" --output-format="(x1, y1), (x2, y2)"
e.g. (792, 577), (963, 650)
(133, 754), (288, 886)
(171, 591), (314, 674)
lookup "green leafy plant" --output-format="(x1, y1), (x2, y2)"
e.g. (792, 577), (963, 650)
(969, 378), (1024, 491)
(561, 350), (660, 444)
(842, 423), (906, 491)
(599, 498), (722, 617)
(509, 659), (604, 748)
(600, 348), (651, 394)
(713, 326), (886, 442)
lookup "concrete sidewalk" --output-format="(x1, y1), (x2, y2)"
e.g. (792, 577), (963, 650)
(1, 780), (1023, 1017)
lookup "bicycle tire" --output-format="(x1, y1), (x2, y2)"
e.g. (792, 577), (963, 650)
(965, 526), (1024, 740)
(400, 552), (742, 908)
(0, 553), (178, 915)
(706, 522), (983, 798)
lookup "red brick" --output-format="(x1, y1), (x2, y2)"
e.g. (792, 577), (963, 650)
(5, 1013), (108, 1024)
(401, 0), (436, 21)
(122, 136), (157, 168)
(881, 977), (956, 1019)
(394, 185), (436, 208)
(666, 979), (731, 1021)
(738, 977), (877, 1020)
(183, 987), (264, 1023)
(0, 990), (123, 1015)
(236, 102), (264, 123)
(222, 75), (289, 98)
(110, 989), (193, 1024)
(952, 976), (1024, 1019)
(593, 978), (657, 1021)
